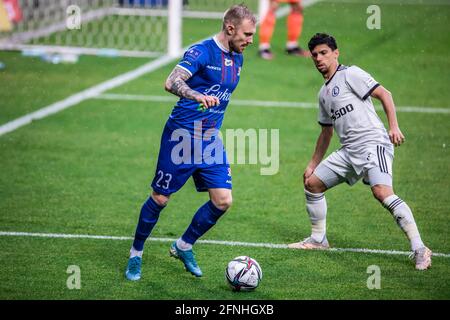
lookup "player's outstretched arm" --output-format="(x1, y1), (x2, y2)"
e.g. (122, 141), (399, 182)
(371, 85), (405, 147)
(304, 126), (333, 182)
(164, 66), (220, 108)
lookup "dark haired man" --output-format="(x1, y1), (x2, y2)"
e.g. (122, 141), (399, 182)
(288, 33), (432, 270)
(125, 5), (257, 280)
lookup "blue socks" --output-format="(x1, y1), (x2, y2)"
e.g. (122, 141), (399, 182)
(181, 200), (226, 245)
(132, 198), (226, 250)
(132, 197), (165, 251)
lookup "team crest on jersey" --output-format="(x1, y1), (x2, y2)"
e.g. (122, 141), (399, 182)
(332, 86), (340, 97)
(224, 58), (233, 66)
(186, 47), (203, 60)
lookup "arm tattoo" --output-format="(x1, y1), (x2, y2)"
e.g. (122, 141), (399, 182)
(166, 67), (202, 101)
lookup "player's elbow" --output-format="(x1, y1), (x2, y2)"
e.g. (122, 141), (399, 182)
(164, 79), (172, 92)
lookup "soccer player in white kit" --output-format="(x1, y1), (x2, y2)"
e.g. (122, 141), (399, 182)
(288, 33), (432, 270)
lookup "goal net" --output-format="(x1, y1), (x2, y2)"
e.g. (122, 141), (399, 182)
(0, 0), (261, 58)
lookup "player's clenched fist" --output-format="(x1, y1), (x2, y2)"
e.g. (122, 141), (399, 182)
(196, 95), (220, 108)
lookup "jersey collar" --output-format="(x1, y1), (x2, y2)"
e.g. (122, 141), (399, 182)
(325, 64), (342, 86)
(213, 36), (230, 53)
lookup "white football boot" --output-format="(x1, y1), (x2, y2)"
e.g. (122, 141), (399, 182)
(288, 236), (330, 250)
(411, 246), (432, 270)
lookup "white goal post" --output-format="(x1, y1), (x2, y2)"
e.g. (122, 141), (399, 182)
(0, 0), (268, 58)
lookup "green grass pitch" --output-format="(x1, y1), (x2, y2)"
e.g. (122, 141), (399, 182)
(0, 1), (449, 300)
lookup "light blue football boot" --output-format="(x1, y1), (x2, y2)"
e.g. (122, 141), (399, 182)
(125, 256), (142, 281)
(169, 242), (203, 277)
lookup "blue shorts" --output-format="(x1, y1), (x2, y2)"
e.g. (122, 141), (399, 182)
(151, 122), (232, 196)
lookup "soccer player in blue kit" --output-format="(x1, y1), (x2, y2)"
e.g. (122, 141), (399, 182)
(125, 4), (257, 280)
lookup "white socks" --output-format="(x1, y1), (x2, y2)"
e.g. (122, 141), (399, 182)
(303, 190), (424, 251)
(259, 43), (270, 50)
(130, 246), (143, 258)
(304, 189), (327, 243)
(382, 195), (424, 251)
(286, 41), (298, 50)
(176, 238), (193, 251)
(130, 239), (193, 258)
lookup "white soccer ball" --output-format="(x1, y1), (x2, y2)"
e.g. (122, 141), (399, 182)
(225, 256), (262, 291)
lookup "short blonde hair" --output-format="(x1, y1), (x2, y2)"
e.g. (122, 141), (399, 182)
(222, 4), (257, 30)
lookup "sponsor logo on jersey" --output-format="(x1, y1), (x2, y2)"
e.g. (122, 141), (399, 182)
(197, 106), (225, 115)
(206, 65), (221, 71)
(203, 84), (232, 102)
(332, 86), (340, 97)
(208, 109), (225, 114)
(237, 67), (241, 76)
(330, 104), (354, 121)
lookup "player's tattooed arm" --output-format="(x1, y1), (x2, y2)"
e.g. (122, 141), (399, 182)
(165, 66), (220, 108)
(165, 66), (200, 100)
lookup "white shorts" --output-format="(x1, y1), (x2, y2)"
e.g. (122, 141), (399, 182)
(314, 144), (394, 188)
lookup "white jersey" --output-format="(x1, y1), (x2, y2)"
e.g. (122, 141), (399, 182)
(318, 65), (392, 155)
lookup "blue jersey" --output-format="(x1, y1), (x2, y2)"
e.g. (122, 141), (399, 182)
(167, 36), (243, 135)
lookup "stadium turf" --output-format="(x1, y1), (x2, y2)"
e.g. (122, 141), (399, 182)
(0, 0), (449, 300)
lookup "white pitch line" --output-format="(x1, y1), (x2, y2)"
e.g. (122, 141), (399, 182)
(94, 93), (450, 114)
(0, 55), (174, 136)
(1, 231), (449, 258)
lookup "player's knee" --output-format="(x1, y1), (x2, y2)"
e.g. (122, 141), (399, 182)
(211, 194), (233, 211)
(371, 185), (393, 203)
(304, 178), (326, 194)
(151, 192), (170, 207)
